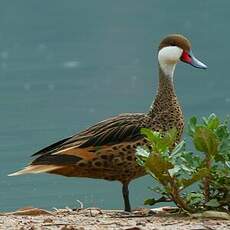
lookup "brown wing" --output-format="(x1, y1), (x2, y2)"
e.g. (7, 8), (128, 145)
(31, 113), (149, 165)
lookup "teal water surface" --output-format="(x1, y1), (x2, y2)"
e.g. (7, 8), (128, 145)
(0, 0), (230, 211)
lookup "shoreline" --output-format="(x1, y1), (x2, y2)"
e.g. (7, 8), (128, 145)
(0, 207), (230, 230)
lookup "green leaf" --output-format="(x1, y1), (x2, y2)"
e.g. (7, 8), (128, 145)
(141, 128), (160, 143)
(150, 186), (167, 195)
(193, 127), (219, 156)
(145, 153), (173, 185)
(218, 137), (230, 157)
(202, 116), (209, 126)
(163, 128), (178, 147)
(141, 128), (177, 153)
(171, 141), (186, 157)
(136, 156), (145, 167)
(206, 199), (220, 208)
(226, 161), (230, 168)
(141, 128), (166, 153)
(215, 125), (229, 140)
(144, 196), (171, 206)
(180, 152), (202, 169)
(168, 165), (181, 176)
(145, 153), (173, 172)
(207, 113), (220, 130)
(181, 168), (209, 189)
(144, 198), (157, 205)
(186, 192), (205, 206)
(136, 147), (150, 166)
(188, 116), (197, 137)
(136, 146), (150, 158)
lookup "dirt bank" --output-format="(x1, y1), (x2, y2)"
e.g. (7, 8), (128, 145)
(0, 207), (229, 230)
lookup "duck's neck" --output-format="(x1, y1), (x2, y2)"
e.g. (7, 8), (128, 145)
(148, 65), (179, 117)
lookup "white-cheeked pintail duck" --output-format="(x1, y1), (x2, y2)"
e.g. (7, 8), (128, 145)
(9, 34), (207, 212)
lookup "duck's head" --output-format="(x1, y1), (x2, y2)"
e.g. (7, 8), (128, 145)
(158, 34), (207, 77)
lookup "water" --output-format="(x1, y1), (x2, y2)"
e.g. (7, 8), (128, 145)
(0, 0), (229, 211)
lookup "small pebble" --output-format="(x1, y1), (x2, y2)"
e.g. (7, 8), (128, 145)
(43, 217), (53, 223)
(136, 221), (146, 226)
(191, 224), (209, 230)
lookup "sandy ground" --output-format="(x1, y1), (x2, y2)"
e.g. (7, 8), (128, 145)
(0, 207), (230, 230)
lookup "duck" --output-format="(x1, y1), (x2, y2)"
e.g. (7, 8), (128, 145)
(9, 34), (207, 212)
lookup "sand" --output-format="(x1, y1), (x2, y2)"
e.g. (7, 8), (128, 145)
(0, 207), (229, 230)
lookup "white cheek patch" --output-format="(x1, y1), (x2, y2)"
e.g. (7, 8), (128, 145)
(158, 46), (183, 77)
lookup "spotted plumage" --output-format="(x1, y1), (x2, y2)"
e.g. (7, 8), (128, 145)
(9, 34), (207, 212)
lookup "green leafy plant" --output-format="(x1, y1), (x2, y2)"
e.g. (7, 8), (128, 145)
(136, 114), (230, 213)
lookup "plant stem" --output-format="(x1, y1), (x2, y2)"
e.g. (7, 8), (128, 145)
(203, 155), (211, 202)
(167, 175), (193, 212)
(171, 187), (190, 211)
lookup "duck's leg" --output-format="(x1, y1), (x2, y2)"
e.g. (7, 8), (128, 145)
(122, 182), (131, 212)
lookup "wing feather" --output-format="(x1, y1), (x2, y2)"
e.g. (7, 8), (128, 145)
(32, 113), (148, 157)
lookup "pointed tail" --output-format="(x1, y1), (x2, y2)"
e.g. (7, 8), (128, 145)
(8, 165), (63, 176)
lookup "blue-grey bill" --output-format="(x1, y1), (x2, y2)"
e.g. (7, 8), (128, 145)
(190, 53), (208, 69)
